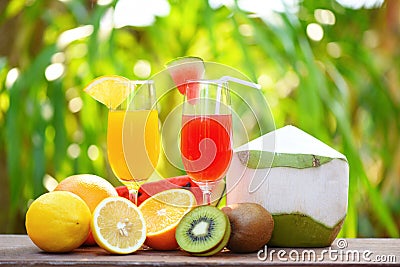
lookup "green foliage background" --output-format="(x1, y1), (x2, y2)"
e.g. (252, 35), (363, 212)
(0, 0), (399, 237)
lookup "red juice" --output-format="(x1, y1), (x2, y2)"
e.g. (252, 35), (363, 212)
(181, 114), (233, 182)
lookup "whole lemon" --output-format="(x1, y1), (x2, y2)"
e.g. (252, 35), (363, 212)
(25, 191), (91, 253)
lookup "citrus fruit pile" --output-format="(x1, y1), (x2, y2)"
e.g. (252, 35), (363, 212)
(25, 174), (119, 252)
(25, 174), (197, 254)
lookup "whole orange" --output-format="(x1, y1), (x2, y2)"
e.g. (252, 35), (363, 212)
(54, 174), (118, 245)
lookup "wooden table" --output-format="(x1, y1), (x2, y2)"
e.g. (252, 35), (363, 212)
(0, 235), (399, 266)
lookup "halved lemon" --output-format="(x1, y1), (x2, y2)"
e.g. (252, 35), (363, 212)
(83, 75), (130, 109)
(91, 196), (146, 254)
(139, 188), (196, 250)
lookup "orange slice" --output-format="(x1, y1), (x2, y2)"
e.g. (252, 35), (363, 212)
(91, 197), (146, 254)
(83, 75), (130, 109)
(139, 188), (196, 250)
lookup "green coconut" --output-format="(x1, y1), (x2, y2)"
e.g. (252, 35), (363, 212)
(269, 214), (344, 247)
(226, 125), (349, 247)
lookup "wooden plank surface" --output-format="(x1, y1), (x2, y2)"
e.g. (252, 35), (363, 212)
(0, 235), (399, 266)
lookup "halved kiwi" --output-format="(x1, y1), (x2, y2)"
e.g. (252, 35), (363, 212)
(176, 205), (228, 254)
(193, 214), (231, 256)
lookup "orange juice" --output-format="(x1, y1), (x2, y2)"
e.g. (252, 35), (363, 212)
(107, 109), (160, 184)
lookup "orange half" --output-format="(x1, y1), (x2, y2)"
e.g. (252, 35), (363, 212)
(139, 188), (196, 250)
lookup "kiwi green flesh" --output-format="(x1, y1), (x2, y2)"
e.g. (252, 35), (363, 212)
(193, 215), (231, 257)
(176, 206), (227, 253)
(268, 214), (345, 247)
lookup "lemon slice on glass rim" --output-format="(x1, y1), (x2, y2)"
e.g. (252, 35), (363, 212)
(91, 196), (147, 254)
(83, 75), (131, 109)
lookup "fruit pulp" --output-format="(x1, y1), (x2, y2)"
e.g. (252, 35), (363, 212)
(181, 114), (232, 182)
(107, 110), (160, 183)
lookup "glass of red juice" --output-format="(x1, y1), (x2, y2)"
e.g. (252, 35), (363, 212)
(180, 80), (233, 205)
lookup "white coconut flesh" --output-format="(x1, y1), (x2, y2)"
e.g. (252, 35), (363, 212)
(226, 125), (349, 230)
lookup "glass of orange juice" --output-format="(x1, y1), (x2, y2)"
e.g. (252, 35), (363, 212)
(107, 80), (160, 201)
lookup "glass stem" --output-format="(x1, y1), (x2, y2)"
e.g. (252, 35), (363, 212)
(126, 181), (141, 205)
(199, 182), (212, 205)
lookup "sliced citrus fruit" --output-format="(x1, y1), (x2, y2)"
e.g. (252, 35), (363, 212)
(83, 75), (130, 109)
(91, 196), (146, 254)
(139, 188), (196, 250)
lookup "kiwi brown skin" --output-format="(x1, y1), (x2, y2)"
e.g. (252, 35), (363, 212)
(222, 203), (274, 253)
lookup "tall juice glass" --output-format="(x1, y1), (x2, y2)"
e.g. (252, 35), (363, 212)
(180, 80), (233, 205)
(107, 80), (159, 201)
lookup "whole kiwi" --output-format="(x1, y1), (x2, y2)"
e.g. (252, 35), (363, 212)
(222, 203), (274, 253)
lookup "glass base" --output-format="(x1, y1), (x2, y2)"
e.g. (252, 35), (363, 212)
(120, 180), (143, 205)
